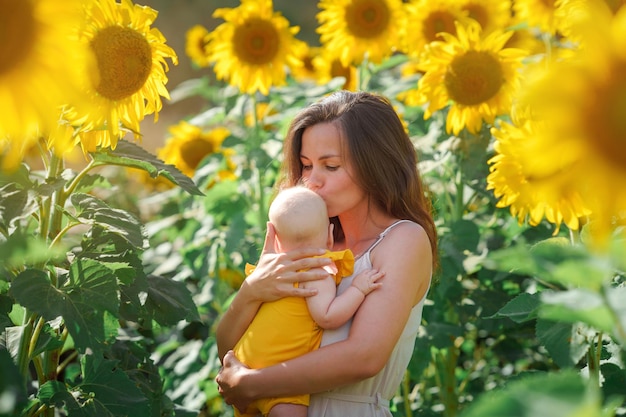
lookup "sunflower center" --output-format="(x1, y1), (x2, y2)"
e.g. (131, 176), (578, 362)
(91, 26), (152, 101)
(331, 59), (353, 89)
(581, 61), (626, 167)
(0, 0), (36, 75)
(233, 18), (280, 65)
(180, 138), (217, 169)
(445, 50), (503, 106)
(345, 0), (390, 39)
(423, 11), (458, 43)
(462, 5), (489, 31)
(605, 0), (626, 13)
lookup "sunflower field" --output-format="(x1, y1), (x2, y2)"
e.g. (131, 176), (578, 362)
(1, 0), (625, 416)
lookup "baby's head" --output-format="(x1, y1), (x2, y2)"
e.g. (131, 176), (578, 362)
(269, 186), (330, 252)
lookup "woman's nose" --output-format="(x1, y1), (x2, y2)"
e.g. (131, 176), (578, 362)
(305, 170), (321, 190)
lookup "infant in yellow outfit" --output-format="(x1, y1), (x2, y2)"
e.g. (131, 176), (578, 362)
(233, 186), (383, 417)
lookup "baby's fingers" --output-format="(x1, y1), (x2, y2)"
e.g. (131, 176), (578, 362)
(370, 269), (384, 280)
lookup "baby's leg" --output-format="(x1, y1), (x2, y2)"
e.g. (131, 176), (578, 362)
(268, 403), (307, 417)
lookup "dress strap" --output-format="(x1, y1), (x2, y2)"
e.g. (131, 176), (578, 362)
(365, 219), (414, 255)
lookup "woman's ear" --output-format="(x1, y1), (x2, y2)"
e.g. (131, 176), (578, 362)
(326, 222), (334, 249)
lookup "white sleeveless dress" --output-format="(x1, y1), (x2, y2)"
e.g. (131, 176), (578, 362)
(308, 220), (431, 417)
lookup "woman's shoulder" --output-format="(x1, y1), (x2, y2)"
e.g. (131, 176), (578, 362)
(382, 219), (429, 240)
(373, 220), (432, 262)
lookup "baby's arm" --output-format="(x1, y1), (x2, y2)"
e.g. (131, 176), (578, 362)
(303, 268), (384, 330)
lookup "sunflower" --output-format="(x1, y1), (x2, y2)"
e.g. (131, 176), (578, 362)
(317, 0), (405, 67)
(503, 26), (545, 56)
(289, 42), (319, 83)
(312, 47), (359, 91)
(415, 19), (527, 135)
(487, 114), (592, 232)
(458, 0), (512, 34)
(244, 101), (280, 131)
(217, 267), (245, 289)
(0, 0), (91, 170)
(519, 1), (626, 241)
(66, 0), (177, 153)
(512, 0), (560, 34)
(205, 0), (304, 96)
(556, 0), (626, 45)
(186, 24), (211, 68)
(401, 0), (465, 59)
(157, 121), (232, 179)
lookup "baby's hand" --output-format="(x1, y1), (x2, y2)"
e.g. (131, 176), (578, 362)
(351, 269), (384, 296)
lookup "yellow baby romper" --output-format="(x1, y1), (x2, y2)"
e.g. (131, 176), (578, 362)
(233, 249), (354, 417)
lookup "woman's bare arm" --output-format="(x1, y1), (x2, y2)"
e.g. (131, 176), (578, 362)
(217, 223), (432, 409)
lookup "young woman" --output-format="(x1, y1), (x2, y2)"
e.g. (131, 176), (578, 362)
(216, 90), (438, 417)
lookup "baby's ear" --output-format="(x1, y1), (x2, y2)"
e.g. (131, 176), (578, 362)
(327, 223), (334, 249)
(270, 223), (284, 252)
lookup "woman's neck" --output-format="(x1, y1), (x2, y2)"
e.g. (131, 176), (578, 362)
(336, 207), (396, 256)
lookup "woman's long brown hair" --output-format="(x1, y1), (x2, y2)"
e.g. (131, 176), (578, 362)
(279, 91), (438, 268)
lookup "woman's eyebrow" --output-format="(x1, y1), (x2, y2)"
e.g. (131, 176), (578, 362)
(300, 153), (340, 160)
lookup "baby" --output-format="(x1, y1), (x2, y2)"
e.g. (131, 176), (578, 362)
(232, 186), (383, 417)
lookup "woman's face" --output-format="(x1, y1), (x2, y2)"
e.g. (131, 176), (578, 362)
(299, 122), (366, 218)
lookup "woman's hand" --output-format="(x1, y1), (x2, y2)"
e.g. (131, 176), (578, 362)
(244, 222), (334, 302)
(216, 222), (333, 359)
(216, 351), (253, 412)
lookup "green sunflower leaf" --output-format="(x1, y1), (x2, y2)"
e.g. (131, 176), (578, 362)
(458, 370), (605, 417)
(145, 274), (200, 325)
(71, 193), (146, 249)
(91, 140), (204, 196)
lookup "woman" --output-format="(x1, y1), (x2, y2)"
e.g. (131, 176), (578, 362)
(216, 90), (437, 416)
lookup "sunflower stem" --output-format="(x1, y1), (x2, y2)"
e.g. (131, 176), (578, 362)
(45, 153), (65, 243)
(357, 57), (371, 90)
(402, 370), (413, 417)
(569, 227), (580, 245)
(250, 95), (268, 231)
(454, 165), (465, 222)
(64, 157), (96, 197)
(16, 312), (36, 389)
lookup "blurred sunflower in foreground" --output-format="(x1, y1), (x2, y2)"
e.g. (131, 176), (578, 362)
(157, 121), (235, 182)
(317, 0), (405, 67)
(515, 1), (626, 242)
(0, 0), (90, 171)
(65, 0), (177, 153)
(487, 112), (592, 233)
(412, 19), (527, 135)
(205, 0), (304, 95)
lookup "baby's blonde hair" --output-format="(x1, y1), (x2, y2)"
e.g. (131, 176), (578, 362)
(269, 186), (329, 250)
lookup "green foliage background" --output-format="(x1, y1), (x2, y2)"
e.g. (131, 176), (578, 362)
(2, 9), (626, 417)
